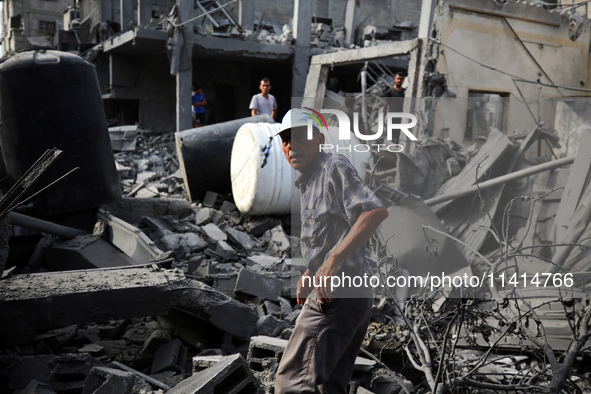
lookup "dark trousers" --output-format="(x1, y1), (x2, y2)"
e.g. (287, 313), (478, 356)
(275, 291), (372, 394)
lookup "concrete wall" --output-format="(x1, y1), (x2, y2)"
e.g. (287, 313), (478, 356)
(1, 0), (70, 56)
(417, 0), (591, 147)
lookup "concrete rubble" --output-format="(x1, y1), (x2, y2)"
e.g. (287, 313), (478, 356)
(4, 0), (591, 392)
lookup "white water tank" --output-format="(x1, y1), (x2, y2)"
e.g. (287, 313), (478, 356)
(230, 123), (373, 215)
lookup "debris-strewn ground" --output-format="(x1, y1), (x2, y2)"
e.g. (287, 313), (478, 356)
(3, 124), (591, 394)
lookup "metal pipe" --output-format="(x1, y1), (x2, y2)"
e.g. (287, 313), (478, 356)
(110, 361), (171, 391)
(7, 211), (86, 239)
(424, 156), (575, 207)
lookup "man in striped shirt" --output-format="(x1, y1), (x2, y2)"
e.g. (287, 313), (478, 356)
(274, 109), (389, 393)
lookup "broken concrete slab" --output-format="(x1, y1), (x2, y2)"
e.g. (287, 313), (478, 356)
(263, 300), (282, 318)
(168, 353), (262, 394)
(161, 233), (208, 254)
(215, 240), (239, 261)
(277, 297), (293, 316)
(82, 366), (152, 394)
(226, 227), (257, 251)
(194, 207), (224, 226)
(262, 226), (291, 255)
(193, 355), (225, 372)
(219, 200), (237, 214)
(151, 338), (188, 374)
(202, 191), (225, 208)
(201, 223), (227, 243)
(97, 209), (165, 265)
(0, 267), (182, 344)
(284, 310), (300, 326)
(234, 269), (285, 300)
(254, 315), (290, 338)
(43, 235), (136, 271)
(141, 329), (172, 355)
(209, 273), (239, 295)
(169, 278), (257, 339)
(246, 217), (281, 237)
(102, 197), (192, 227)
(245, 254), (281, 270)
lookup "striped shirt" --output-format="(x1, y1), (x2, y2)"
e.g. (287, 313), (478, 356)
(294, 152), (384, 274)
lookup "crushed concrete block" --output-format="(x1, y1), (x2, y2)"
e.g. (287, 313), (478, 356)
(77, 344), (104, 355)
(0, 267), (178, 345)
(161, 233), (207, 254)
(201, 223), (227, 243)
(214, 262), (237, 273)
(245, 254), (280, 270)
(194, 208), (215, 226)
(254, 315), (290, 337)
(215, 240), (239, 261)
(192, 355), (225, 372)
(248, 336), (288, 362)
(247, 217), (280, 237)
(235, 269), (285, 300)
(226, 228), (256, 251)
(14, 380), (57, 394)
(82, 366), (152, 394)
(262, 226), (291, 255)
(219, 200), (237, 214)
(141, 329), (172, 355)
(284, 310), (300, 326)
(170, 279), (257, 338)
(167, 354), (261, 394)
(280, 328), (293, 340)
(187, 256), (208, 276)
(151, 338), (188, 374)
(247, 336), (288, 390)
(43, 235), (136, 271)
(277, 297), (293, 316)
(210, 273), (239, 295)
(263, 300), (282, 317)
(202, 191), (225, 208)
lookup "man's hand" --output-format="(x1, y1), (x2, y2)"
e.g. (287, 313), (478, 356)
(314, 255), (340, 304)
(297, 269), (314, 305)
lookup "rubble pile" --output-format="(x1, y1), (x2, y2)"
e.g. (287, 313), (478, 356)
(114, 134), (186, 199)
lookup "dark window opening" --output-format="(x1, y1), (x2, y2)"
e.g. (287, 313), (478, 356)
(39, 20), (56, 32)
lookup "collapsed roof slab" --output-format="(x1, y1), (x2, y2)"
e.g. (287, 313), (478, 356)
(186, 35), (293, 61)
(101, 27), (294, 62)
(103, 28), (167, 56)
(0, 267), (183, 345)
(309, 38), (418, 67)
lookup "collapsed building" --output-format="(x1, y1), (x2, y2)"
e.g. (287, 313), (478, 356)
(3, 0), (591, 393)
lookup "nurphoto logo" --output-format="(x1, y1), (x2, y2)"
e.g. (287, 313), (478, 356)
(302, 108), (419, 153)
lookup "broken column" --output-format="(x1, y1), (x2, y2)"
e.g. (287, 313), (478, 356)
(0, 267), (181, 344)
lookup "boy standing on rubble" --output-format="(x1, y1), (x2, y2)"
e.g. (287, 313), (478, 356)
(274, 109), (388, 393)
(250, 78), (277, 120)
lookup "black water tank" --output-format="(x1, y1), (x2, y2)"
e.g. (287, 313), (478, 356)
(0, 50), (120, 216)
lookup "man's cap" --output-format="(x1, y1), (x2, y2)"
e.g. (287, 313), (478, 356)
(275, 108), (321, 136)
